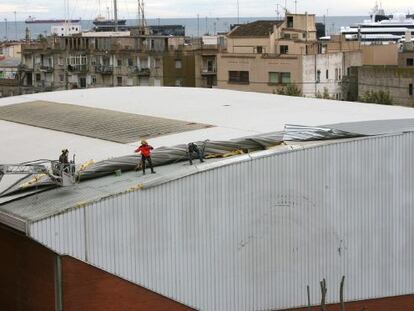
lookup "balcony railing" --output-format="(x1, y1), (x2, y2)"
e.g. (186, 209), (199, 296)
(67, 65), (88, 73)
(95, 65), (114, 74)
(40, 65), (54, 72)
(201, 67), (217, 75)
(129, 67), (151, 76)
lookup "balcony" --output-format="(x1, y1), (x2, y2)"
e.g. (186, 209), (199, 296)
(129, 67), (151, 76)
(67, 65), (88, 73)
(40, 65), (54, 72)
(201, 67), (217, 75)
(18, 64), (33, 71)
(95, 65), (113, 75)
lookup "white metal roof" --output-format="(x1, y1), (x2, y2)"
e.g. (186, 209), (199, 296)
(2, 86), (414, 162)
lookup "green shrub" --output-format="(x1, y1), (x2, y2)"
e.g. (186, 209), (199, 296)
(359, 90), (393, 105)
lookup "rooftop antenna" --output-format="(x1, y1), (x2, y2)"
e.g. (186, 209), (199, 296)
(137, 0), (146, 34)
(4, 18), (8, 41)
(276, 4), (281, 20)
(113, 0), (118, 31)
(294, 0), (298, 14)
(98, 0), (102, 16)
(237, 0), (240, 24)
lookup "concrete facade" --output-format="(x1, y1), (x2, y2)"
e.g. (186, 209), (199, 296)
(358, 66), (414, 106)
(302, 52), (344, 98)
(217, 53), (302, 93)
(17, 35), (190, 93)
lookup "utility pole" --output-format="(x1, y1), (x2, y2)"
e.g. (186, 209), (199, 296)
(197, 14), (200, 37)
(14, 12), (17, 40)
(4, 19), (8, 41)
(205, 16), (208, 35)
(237, 0), (240, 24)
(114, 0), (119, 31)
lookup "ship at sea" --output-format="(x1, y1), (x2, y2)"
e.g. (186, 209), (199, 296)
(25, 16), (81, 24)
(92, 15), (128, 32)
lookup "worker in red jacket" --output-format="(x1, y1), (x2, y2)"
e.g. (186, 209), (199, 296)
(135, 140), (156, 175)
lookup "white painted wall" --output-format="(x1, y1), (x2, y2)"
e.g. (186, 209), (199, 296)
(302, 52), (344, 99)
(51, 24), (82, 37)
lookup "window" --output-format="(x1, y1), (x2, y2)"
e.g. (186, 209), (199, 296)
(175, 59), (182, 69)
(128, 58), (133, 66)
(58, 57), (64, 66)
(287, 16), (293, 28)
(175, 79), (183, 87)
(155, 58), (161, 69)
(410, 83), (413, 96)
(36, 73), (41, 82)
(268, 72), (291, 84)
(256, 46), (263, 54)
(280, 45), (288, 54)
(281, 72), (291, 84)
(339, 68), (342, 80)
(335, 68), (338, 81)
(59, 74), (64, 82)
(316, 70), (321, 83)
(269, 72), (279, 84)
(283, 33), (291, 39)
(117, 76), (122, 86)
(326, 69), (329, 80)
(407, 58), (414, 66)
(92, 76), (97, 84)
(229, 71), (249, 84)
(117, 59), (122, 67)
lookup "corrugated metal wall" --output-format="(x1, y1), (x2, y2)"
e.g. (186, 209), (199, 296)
(30, 132), (414, 311)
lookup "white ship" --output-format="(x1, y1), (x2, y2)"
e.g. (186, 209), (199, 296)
(340, 3), (414, 43)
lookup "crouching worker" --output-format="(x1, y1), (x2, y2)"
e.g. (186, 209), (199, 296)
(187, 142), (204, 165)
(135, 140), (156, 175)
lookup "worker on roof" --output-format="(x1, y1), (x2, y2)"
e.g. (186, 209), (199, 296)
(135, 140), (156, 175)
(59, 149), (69, 164)
(187, 142), (204, 165)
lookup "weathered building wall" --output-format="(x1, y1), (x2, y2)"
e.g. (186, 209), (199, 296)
(399, 51), (414, 67)
(361, 44), (399, 66)
(302, 52), (343, 98)
(358, 66), (414, 106)
(217, 53), (302, 93)
(163, 52), (196, 87)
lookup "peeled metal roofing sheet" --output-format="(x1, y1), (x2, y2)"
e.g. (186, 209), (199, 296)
(324, 119), (414, 136)
(0, 101), (211, 144)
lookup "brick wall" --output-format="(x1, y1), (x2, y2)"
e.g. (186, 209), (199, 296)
(0, 224), (57, 311)
(284, 294), (414, 311)
(61, 256), (195, 311)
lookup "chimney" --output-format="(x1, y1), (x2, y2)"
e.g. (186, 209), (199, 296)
(403, 30), (413, 51)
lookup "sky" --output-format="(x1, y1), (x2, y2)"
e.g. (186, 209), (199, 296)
(0, 0), (413, 20)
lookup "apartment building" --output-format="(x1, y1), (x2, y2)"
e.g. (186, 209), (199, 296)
(217, 14), (325, 95)
(17, 33), (191, 93)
